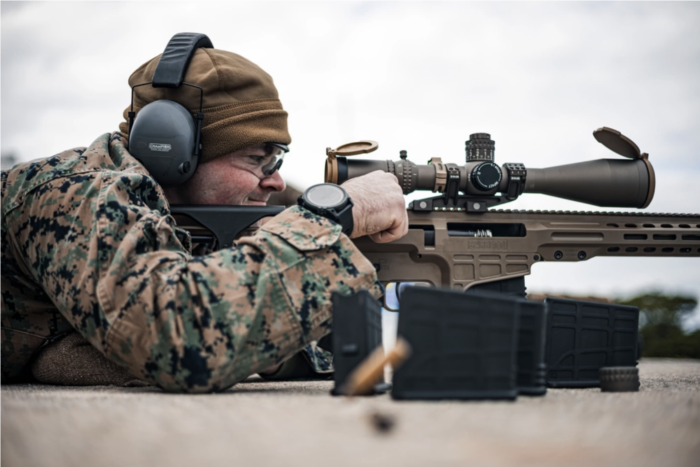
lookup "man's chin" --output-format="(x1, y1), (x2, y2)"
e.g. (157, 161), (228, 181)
(243, 199), (268, 206)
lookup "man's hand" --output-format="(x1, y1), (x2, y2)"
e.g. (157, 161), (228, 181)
(341, 171), (409, 243)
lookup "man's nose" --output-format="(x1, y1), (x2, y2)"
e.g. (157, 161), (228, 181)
(260, 169), (285, 192)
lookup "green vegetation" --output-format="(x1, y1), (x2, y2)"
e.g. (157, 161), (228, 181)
(619, 292), (699, 359)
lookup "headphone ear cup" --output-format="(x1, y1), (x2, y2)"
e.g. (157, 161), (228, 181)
(129, 100), (198, 187)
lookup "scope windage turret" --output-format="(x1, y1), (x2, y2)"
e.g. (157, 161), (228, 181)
(324, 128), (656, 209)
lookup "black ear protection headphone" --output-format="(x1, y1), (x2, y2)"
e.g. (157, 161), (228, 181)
(129, 33), (288, 187)
(128, 33), (211, 187)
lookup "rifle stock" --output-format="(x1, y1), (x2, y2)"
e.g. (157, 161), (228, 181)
(172, 204), (700, 294)
(355, 209), (700, 290)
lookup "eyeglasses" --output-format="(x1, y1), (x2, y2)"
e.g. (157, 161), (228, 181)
(230, 143), (288, 179)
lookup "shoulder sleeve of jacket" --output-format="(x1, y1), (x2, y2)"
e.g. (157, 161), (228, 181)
(10, 169), (381, 393)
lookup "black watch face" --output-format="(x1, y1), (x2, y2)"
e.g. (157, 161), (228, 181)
(306, 184), (347, 209)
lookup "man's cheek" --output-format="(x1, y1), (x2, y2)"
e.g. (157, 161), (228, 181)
(229, 185), (257, 206)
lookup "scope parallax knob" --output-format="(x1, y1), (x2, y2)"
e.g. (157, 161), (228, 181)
(471, 162), (502, 191)
(466, 133), (495, 162)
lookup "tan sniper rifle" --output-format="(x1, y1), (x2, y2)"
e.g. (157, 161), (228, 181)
(323, 127), (700, 299)
(171, 127), (699, 298)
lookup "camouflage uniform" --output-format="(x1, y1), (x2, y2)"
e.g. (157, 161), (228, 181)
(1, 132), (382, 392)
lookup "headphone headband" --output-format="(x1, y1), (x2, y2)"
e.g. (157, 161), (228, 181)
(152, 33), (214, 88)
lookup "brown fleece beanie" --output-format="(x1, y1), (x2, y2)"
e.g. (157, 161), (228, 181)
(120, 48), (291, 164)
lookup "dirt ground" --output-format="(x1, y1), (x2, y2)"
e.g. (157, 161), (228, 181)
(2, 358), (699, 467)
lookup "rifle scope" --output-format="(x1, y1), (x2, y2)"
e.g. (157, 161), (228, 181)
(325, 128), (655, 209)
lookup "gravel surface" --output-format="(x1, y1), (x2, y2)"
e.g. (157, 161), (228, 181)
(2, 359), (699, 467)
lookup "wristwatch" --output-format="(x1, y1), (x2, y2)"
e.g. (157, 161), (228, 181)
(298, 184), (354, 236)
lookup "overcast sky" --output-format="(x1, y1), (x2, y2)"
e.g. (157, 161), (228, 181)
(2, 1), (699, 328)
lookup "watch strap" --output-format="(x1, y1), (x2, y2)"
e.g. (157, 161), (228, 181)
(335, 198), (354, 236)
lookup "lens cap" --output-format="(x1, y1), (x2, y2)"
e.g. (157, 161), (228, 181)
(326, 141), (378, 157)
(593, 127), (643, 159)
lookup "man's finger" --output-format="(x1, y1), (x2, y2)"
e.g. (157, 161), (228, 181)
(369, 228), (400, 243)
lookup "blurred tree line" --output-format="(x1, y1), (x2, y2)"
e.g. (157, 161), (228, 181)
(619, 292), (699, 359)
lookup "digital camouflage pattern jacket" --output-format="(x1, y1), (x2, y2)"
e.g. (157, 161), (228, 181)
(1, 132), (382, 392)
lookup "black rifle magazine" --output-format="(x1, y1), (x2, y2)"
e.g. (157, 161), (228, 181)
(516, 300), (548, 396)
(544, 298), (640, 388)
(331, 290), (387, 396)
(392, 287), (520, 401)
